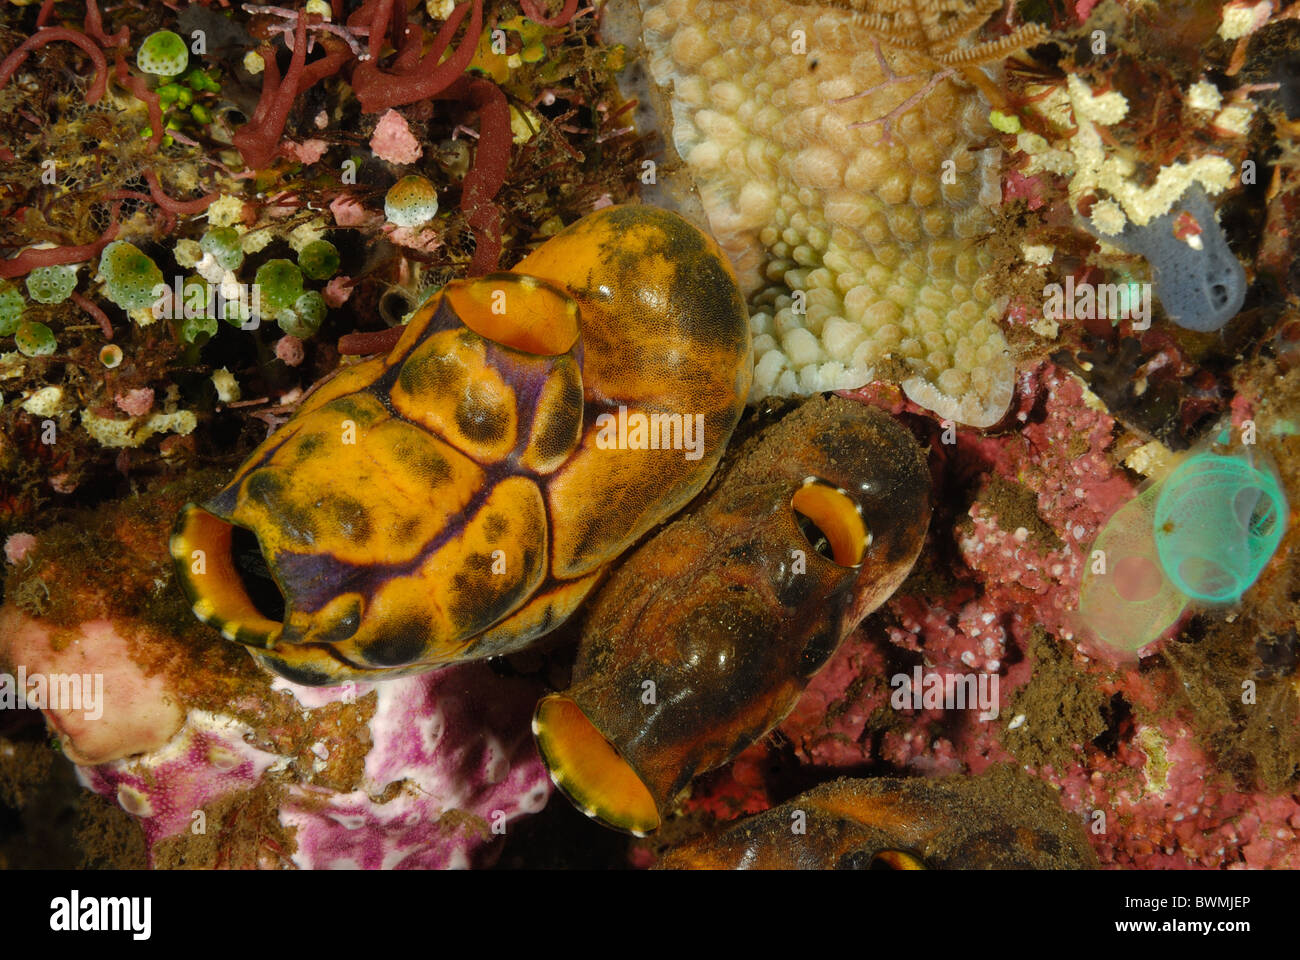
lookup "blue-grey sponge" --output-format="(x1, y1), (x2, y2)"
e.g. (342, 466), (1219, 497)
(1101, 185), (1246, 332)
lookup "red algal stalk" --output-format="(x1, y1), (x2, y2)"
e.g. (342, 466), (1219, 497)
(104, 187), (174, 231)
(0, 26), (109, 103)
(234, 11), (309, 169)
(83, 0), (128, 47)
(337, 327), (404, 355)
(143, 168), (219, 215)
(437, 77), (510, 275)
(71, 290), (114, 339)
(113, 51), (164, 149)
(351, 0), (483, 112)
(295, 35), (352, 94)
(0, 202), (122, 279)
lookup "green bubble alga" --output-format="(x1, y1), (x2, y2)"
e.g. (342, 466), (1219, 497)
(15, 320), (56, 357)
(277, 290), (326, 338)
(298, 240), (340, 280)
(0, 281), (25, 335)
(255, 259), (305, 317)
(25, 265), (77, 304)
(200, 227), (244, 272)
(99, 241), (165, 312)
(137, 30), (189, 77)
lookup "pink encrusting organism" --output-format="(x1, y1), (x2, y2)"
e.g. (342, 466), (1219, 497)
(77, 664), (551, 869)
(369, 108), (424, 165)
(277, 669), (551, 869)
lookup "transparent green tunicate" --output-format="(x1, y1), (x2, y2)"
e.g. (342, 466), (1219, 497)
(25, 265), (77, 304)
(1076, 485), (1190, 659)
(0, 281), (25, 335)
(14, 320), (56, 357)
(1153, 452), (1287, 603)
(200, 227), (244, 272)
(254, 259), (304, 317)
(298, 240), (340, 280)
(99, 241), (165, 311)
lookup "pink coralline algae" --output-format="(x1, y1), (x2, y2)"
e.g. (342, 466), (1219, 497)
(323, 275), (355, 307)
(774, 365), (1130, 770)
(961, 367), (1133, 637)
(1051, 697), (1300, 870)
(275, 334), (305, 367)
(329, 195), (375, 228)
(78, 712), (283, 855)
(369, 109), (423, 165)
(114, 387), (154, 417)
(4, 532), (37, 564)
(285, 139), (330, 164)
(77, 664), (550, 869)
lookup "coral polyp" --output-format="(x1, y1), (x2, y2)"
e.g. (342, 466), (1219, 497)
(636, 0), (1041, 425)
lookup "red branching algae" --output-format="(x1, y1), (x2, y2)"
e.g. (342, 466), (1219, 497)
(447, 77), (510, 275)
(337, 327), (403, 356)
(295, 36), (352, 94)
(113, 51), (163, 150)
(234, 12), (310, 170)
(0, 26), (108, 104)
(143, 169), (219, 216)
(82, 0), (127, 48)
(0, 203), (121, 278)
(351, 0), (483, 112)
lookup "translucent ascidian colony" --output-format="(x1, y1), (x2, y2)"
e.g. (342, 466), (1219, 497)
(640, 0), (1019, 426)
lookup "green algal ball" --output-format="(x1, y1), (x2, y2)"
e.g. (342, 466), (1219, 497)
(157, 82), (184, 104)
(298, 240), (340, 280)
(138, 30), (189, 77)
(15, 320), (56, 357)
(99, 241), (165, 311)
(255, 259), (305, 317)
(277, 290), (326, 338)
(180, 313), (219, 344)
(25, 265), (78, 304)
(220, 296), (252, 328)
(0, 281), (25, 335)
(200, 227), (244, 271)
(178, 276), (210, 315)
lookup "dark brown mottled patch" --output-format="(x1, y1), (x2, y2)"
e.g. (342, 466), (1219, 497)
(455, 385), (510, 445)
(323, 494), (373, 543)
(532, 377), (583, 465)
(364, 617), (433, 666)
(398, 344), (464, 397)
(484, 513), (508, 541)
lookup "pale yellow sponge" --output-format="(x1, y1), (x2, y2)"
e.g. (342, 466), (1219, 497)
(639, 0), (1024, 426)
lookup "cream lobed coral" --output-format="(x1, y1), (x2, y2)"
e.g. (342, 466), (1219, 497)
(638, 0), (1030, 426)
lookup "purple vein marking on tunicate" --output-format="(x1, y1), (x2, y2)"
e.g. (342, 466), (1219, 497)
(272, 378), (549, 619)
(268, 302), (584, 630)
